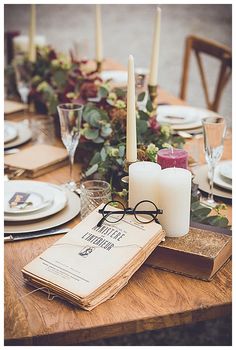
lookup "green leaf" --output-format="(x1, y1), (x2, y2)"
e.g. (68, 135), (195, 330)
(146, 99), (153, 113)
(100, 147), (107, 161)
(191, 207), (211, 220)
(137, 119), (148, 134)
(85, 164), (98, 177)
(89, 109), (103, 127)
(191, 201), (202, 211)
(118, 145), (125, 157)
(82, 104), (95, 122)
(89, 152), (101, 165)
(101, 125), (112, 138)
(99, 86), (109, 98)
(53, 69), (68, 90)
(138, 110), (149, 120)
(84, 128), (99, 140)
(137, 91), (146, 102)
(113, 88), (126, 98)
(116, 158), (124, 166)
(201, 215), (229, 227)
(93, 136), (105, 143)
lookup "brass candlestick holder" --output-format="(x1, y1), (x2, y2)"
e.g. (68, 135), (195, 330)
(96, 61), (102, 73)
(121, 159), (138, 185)
(148, 84), (158, 107)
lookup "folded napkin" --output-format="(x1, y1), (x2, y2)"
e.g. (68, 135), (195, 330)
(4, 100), (27, 115)
(4, 144), (68, 178)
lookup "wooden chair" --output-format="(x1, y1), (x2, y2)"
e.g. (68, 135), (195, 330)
(180, 35), (232, 112)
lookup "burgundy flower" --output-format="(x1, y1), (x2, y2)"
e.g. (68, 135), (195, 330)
(80, 82), (98, 100)
(48, 49), (57, 60)
(148, 116), (160, 132)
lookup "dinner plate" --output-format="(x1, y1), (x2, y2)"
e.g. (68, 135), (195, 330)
(4, 122), (18, 143)
(4, 189), (81, 234)
(219, 160), (232, 181)
(101, 70), (127, 85)
(4, 181), (67, 222)
(4, 121), (32, 149)
(5, 181), (54, 214)
(157, 105), (219, 130)
(209, 161), (232, 191)
(193, 164), (232, 200)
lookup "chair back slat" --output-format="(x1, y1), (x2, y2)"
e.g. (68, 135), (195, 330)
(180, 35), (232, 112)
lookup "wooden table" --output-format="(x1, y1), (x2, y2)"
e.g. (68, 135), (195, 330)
(4, 60), (232, 346)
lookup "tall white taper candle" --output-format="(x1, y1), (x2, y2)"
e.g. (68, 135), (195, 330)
(148, 7), (161, 86)
(126, 55), (137, 163)
(28, 4), (36, 62)
(95, 5), (103, 62)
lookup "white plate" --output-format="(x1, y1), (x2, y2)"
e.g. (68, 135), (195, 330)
(5, 181), (54, 214)
(4, 181), (67, 222)
(101, 70), (127, 85)
(4, 189), (80, 234)
(4, 122), (18, 143)
(157, 105), (219, 130)
(219, 161), (232, 181)
(207, 161), (232, 191)
(4, 122), (32, 149)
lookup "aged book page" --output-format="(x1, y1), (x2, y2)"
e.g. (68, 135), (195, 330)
(22, 204), (164, 299)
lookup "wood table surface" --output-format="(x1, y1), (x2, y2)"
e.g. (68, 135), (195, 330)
(4, 59), (232, 346)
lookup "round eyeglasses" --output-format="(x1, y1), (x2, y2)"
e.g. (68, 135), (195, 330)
(97, 200), (163, 227)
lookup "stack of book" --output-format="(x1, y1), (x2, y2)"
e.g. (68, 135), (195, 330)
(22, 204), (165, 310)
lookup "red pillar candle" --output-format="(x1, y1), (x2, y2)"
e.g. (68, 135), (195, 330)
(157, 148), (188, 169)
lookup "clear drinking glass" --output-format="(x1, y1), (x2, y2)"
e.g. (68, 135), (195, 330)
(57, 103), (83, 190)
(202, 116), (226, 205)
(80, 180), (112, 220)
(13, 56), (31, 105)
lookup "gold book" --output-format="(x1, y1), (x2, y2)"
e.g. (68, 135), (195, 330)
(145, 227), (232, 281)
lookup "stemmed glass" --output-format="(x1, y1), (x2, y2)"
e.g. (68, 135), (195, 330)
(13, 56), (31, 105)
(57, 103), (83, 190)
(202, 116), (226, 205)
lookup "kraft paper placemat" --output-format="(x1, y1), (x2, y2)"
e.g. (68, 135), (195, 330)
(5, 144), (68, 176)
(4, 100), (27, 115)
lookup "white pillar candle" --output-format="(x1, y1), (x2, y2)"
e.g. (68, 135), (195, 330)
(148, 7), (161, 86)
(126, 55), (137, 163)
(28, 4), (36, 62)
(13, 35), (46, 56)
(129, 161), (161, 209)
(95, 4), (103, 62)
(158, 168), (192, 237)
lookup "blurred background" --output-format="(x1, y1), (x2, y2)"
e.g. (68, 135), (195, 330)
(4, 3), (232, 346)
(5, 4), (232, 126)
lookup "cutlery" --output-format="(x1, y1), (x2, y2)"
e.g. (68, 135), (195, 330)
(4, 148), (20, 155)
(165, 115), (185, 120)
(4, 227), (71, 242)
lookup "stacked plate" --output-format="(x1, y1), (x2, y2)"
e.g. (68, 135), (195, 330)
(101, 70), (128, 85)
(210, 160), (232, 192)
(4, 180), (81, 234)
(4, 121), (32, 149)
(157, 105), (219, 134)
(193, 160), (232, 200)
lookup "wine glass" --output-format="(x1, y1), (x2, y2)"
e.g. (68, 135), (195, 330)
(57, 103), (83, 190)
(202, 116), (226, 205)
(13, 56), (31, 105)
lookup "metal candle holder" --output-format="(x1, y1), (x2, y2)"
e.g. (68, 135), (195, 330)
(148, 84), (158, 106)
(96, 61), (102, 73)
(121, 159), (138, 185)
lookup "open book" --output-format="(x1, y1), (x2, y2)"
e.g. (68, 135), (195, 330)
(22, 204), (165, 310)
